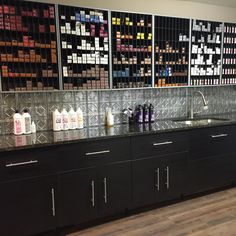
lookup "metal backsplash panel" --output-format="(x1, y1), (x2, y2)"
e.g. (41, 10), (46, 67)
(0, 86), (235, 135)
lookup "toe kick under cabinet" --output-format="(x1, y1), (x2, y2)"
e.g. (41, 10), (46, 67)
(1, 125), (236, 235)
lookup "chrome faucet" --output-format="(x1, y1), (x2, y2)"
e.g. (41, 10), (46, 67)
(189, 91), (208, 119)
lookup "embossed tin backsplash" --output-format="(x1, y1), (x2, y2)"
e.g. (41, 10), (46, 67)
(0, 86), (235, 135)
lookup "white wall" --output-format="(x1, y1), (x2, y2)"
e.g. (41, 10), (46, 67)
(28, 0), (236, 23)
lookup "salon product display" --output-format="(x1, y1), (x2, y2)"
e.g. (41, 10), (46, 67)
(111, 11), (152, 88)
(222, 23), (236, 85)
(0, 0), (59, 91)
(155, 16), (189, 87)
(59, 5), (109, 90)
(190, 19), (222, 86)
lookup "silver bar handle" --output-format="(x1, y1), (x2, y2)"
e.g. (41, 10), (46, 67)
(85, 150), (110, 156)
(153, 141), (173, 146)
(51, 188), (56, 217)
(91, 181), (95, 207)
(165, 166), (170, 189)
(155, 168), (160, 191)
(103, 178), (107, 204)
(211, 134), (228, 138)
(5, 160), (38, 168)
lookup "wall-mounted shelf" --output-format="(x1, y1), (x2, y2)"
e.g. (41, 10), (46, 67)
(0, 0), (236, 93)
(0, 0), (59, 91)
(111, 11), (152, 89)
(190, 19), (223, 86)
(222, 23), (236, 85)
(58, 5), (109, 90)
(154, 16), (189, 87)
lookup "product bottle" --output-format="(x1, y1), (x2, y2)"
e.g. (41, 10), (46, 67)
(149, 104), (155, 123)
(106, 108), (114, 127)
(53, 109), (62, 131)
(13, 110), (23, 135)
(135, 105), (143, 123)
(22, 109), (31, 134)
(69, 107), (77, 130)
(31, 121), (36, 133)
(143, 104), (149, 123)
(76, 107), (84, 129)
(61, 108), (69, 131)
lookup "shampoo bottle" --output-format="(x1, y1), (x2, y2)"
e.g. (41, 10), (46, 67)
(53, 109), (62, 131)
(76, 107), (84, 129)
(13, 110), (23, 135)
(61, 108), (69, 131)
(69, 107), (77, 130)
(22, 109), (31, 134)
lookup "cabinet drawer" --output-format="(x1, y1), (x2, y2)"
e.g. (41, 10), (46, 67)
(58, 137), (130, 171)
(189, 125), (236, 160)
(0, 146), (60, 182)
(131, 132), (188, 159)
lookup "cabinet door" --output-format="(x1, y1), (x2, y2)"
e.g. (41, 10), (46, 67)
(98, 162), (132, 216)
(187, 153), (236, 194)
(161, 152), (187, 200)
(59, 168), (97, 227)
(133, 157), (162, 206)
(0, 176), (57, 236)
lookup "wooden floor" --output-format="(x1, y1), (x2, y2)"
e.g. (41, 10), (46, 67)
(67, 188), (236, 236)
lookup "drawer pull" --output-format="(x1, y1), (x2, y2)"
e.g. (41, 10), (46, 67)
(85, 150), (110, 156)
(165, 166), (170, 189)
(155, 168), (160, 191)
(153, 141), (173, 146)
(103, 178), (108, 204)
(211, 134), (228, 139)
(91, 180), (95, 207)
(5, 160), (39, 168)
(51, 188), (56, 217)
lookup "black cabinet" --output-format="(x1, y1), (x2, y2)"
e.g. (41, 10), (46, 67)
(187, 125), (236, 194)
(59, 167), (97, 226)
(59, 161), (132, 227)
(0, 176), (57, 236)
(133, 152), (187, 207)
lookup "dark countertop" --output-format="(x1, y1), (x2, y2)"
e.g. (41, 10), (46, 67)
(1, 112), (236, 153)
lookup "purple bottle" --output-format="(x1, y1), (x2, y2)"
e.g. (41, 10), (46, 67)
(135, 105), (143, 123)
(143, 104), (149, 123)
(149, 104), (155, 123)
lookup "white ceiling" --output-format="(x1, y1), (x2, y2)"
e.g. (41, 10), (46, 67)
(179, 0), (236, 8)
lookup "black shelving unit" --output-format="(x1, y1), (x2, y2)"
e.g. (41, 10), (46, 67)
(222, 23), (236, 85)
(111, 11), (152, 89)
(58, 5), (109, 90)
(154, 15), (189, 87)
(190, 19), (222, 86)
(0, 0), (59, 91)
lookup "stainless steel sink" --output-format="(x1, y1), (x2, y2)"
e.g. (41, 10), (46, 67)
(172, 117), (230, 126)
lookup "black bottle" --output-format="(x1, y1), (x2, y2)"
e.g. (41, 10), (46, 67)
(143, 104), (149, 123)
(149, 104), (155, 123)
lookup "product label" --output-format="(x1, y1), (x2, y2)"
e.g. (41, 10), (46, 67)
(15, 120), (22, 134)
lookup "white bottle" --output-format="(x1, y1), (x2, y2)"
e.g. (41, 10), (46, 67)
(106, 108), (114, 127)
(13, 110), (23, 135)
(61, 108), (69, 131)
(76, 107), (84, 129)
(31, 121), (36, 133)
(22, 109), (31, 134)
(69, 107), (77, 130)
(53, 109), (62, 131)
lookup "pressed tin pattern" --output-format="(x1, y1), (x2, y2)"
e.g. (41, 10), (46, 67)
(0, 86), (235, 134)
